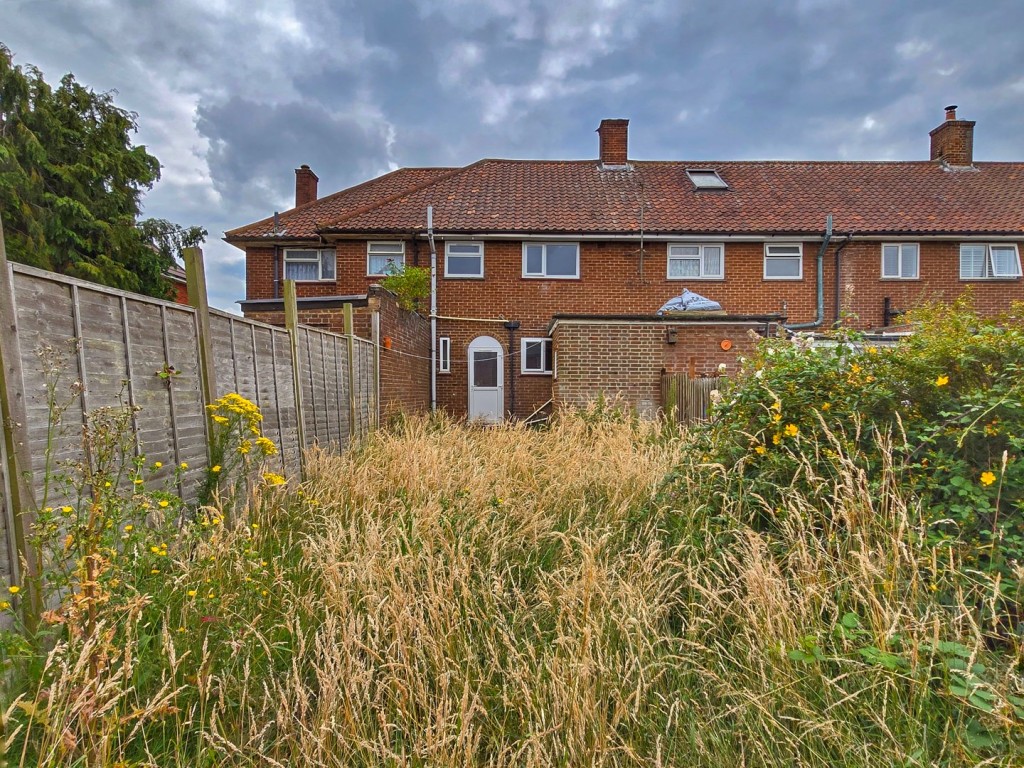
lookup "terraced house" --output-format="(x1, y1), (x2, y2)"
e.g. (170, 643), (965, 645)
(226, 108), (1024, 421)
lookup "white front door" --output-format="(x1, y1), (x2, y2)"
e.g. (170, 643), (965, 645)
(467, 336), (504, 423)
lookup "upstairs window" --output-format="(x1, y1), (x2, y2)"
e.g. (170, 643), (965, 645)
(764, 243), (803, 280)
(445, 242), (484, 278)
(960, 244), (1022, 279)
(367, 241), (405, 276)
(523, 243), (579, 279)
(521, 338), (553, 374)
(881, 243), (920, 279)
(284, 248), (336, 281)
(667, 243), (724, 279)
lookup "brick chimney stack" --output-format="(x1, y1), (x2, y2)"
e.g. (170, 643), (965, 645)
(597, 119), (629, 166)
(295, 164), (319, 207)
(929, 105), (975, 166)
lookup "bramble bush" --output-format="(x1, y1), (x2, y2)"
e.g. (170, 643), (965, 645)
(690, 296), (1024, 627)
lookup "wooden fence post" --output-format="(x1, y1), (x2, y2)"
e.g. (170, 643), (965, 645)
(0, 215), (41, 635)
(344, 303), (357, 438)
(283, 281), (306, 477)
(371, 307), (381, 429)
(184, 247), (217, 410)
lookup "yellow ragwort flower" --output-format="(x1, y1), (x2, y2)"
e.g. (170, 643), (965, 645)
(0, 600), (10, 610)
(821, 403), (831, 411)
(980, 471), (996, 487)
(211, 465), (222, 473)
(755, 445), (767, 455)
(936, 374), (949, 387)
(153, 461), (163, 469)
(772, 434), (782, 445)
(180, 462), (189, 470)
(61, 505), (73, 513)
(784, 423), (799, 437)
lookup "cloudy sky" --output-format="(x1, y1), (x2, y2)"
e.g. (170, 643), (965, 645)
(3, 0), (1023, 310)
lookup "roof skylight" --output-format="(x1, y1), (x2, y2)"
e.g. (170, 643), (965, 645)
(686, 169), (728, 189)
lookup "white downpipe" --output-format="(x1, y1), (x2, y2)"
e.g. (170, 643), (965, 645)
(428, 205), (437, 412)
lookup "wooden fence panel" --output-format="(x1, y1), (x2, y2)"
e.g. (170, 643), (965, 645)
(661, 374), (723, 424)
(0, 263), (381, 599)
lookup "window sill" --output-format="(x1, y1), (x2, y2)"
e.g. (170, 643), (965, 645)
(520, 371), (554, 377)
(521, 275), (580, 280)
(880, 277), (921, 281)
(444, 275), (485, 280)
(762, 277), (803, 282)
(666, 276), (725, 281)
(289, 279), (337, 283)
(959, 277), (1021, 282)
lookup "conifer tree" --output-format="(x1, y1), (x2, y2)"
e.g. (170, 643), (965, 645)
(0, 43), (205, 298)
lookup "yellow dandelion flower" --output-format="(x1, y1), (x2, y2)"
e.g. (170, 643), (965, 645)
(151, 569), (160, 575)
(850, 363), (861, 374)
(772, 434), (782, 445)
(211, 465), (222, 473)
(61, 505), (73, 513)
(867, 346), (878, 354)
(123, 524), (133, 532)
(261, 590), (268, 597)
(251, 523), (259, 529)
(180, 462), (188, 470)
(104, 481), (112, 488)
(134, 478), (144, 485)
(153, 461), (163, 469)
(821, 403), (831, 411)
(980, 471), (996, 486)
(177, 626), (186, 633)
(187, 589), (197, 598)
(7, 585), (20, 595)
(784, 423), (799, 437)
(44, 506), (53, 513)
(754, 445), (767, 455)
(935, 374), (949, 387)
(0, 600), (10, 610)
(159, 500), (170, 508)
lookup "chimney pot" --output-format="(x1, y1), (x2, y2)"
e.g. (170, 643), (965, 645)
(295, 165), (319, 207)
(929, 106), (975, 166)
(597, 118), (629, 166)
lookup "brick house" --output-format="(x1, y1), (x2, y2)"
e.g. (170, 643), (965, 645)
(226, 108), (1024, 421)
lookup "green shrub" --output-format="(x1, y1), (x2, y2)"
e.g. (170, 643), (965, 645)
(687, 297), (1024, 625)
(379, 265), (429, 312)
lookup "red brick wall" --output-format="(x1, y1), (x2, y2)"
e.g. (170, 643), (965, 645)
(247, 236), (1024, 417)
(552, 321), (769, 416)
(370, 286), (430, 417)
(243, 288), (430, 419)
(930, 120), (975, 165)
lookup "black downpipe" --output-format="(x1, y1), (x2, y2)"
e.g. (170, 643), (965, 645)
(504, 320), (520, 419)
(832, 233), (854, 325)
(410, 233), (421, 267)
(272, 245), (280, 299)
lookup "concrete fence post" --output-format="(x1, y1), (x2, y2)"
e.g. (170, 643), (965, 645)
(0, 215), (41, 634)
(283, 280), (306, 478)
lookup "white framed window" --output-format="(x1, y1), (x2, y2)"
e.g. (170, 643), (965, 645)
(283, 248), (336, 282)
(881, 243), (920, 279)
(667, 243), (724, 279)
(522, 243), (579, 279)
(764, 243), (803, 280)
(445, 242), (484, 278)
(367, 241), (405, 276)
(960, 244), (1022, 279)
(521, 338), (553, 374)
(438, 336), (451, 373)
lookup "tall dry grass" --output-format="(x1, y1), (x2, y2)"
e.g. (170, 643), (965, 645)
(6, 409), (1022, 765)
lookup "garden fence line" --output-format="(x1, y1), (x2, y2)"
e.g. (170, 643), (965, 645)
(0, 225), (378, 625)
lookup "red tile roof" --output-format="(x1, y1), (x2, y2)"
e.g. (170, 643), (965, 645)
(225, 166), (457, 240)
(227, 159), (1024, 241)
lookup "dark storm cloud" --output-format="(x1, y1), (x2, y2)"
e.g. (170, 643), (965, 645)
(2, 0), (1023, 309)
